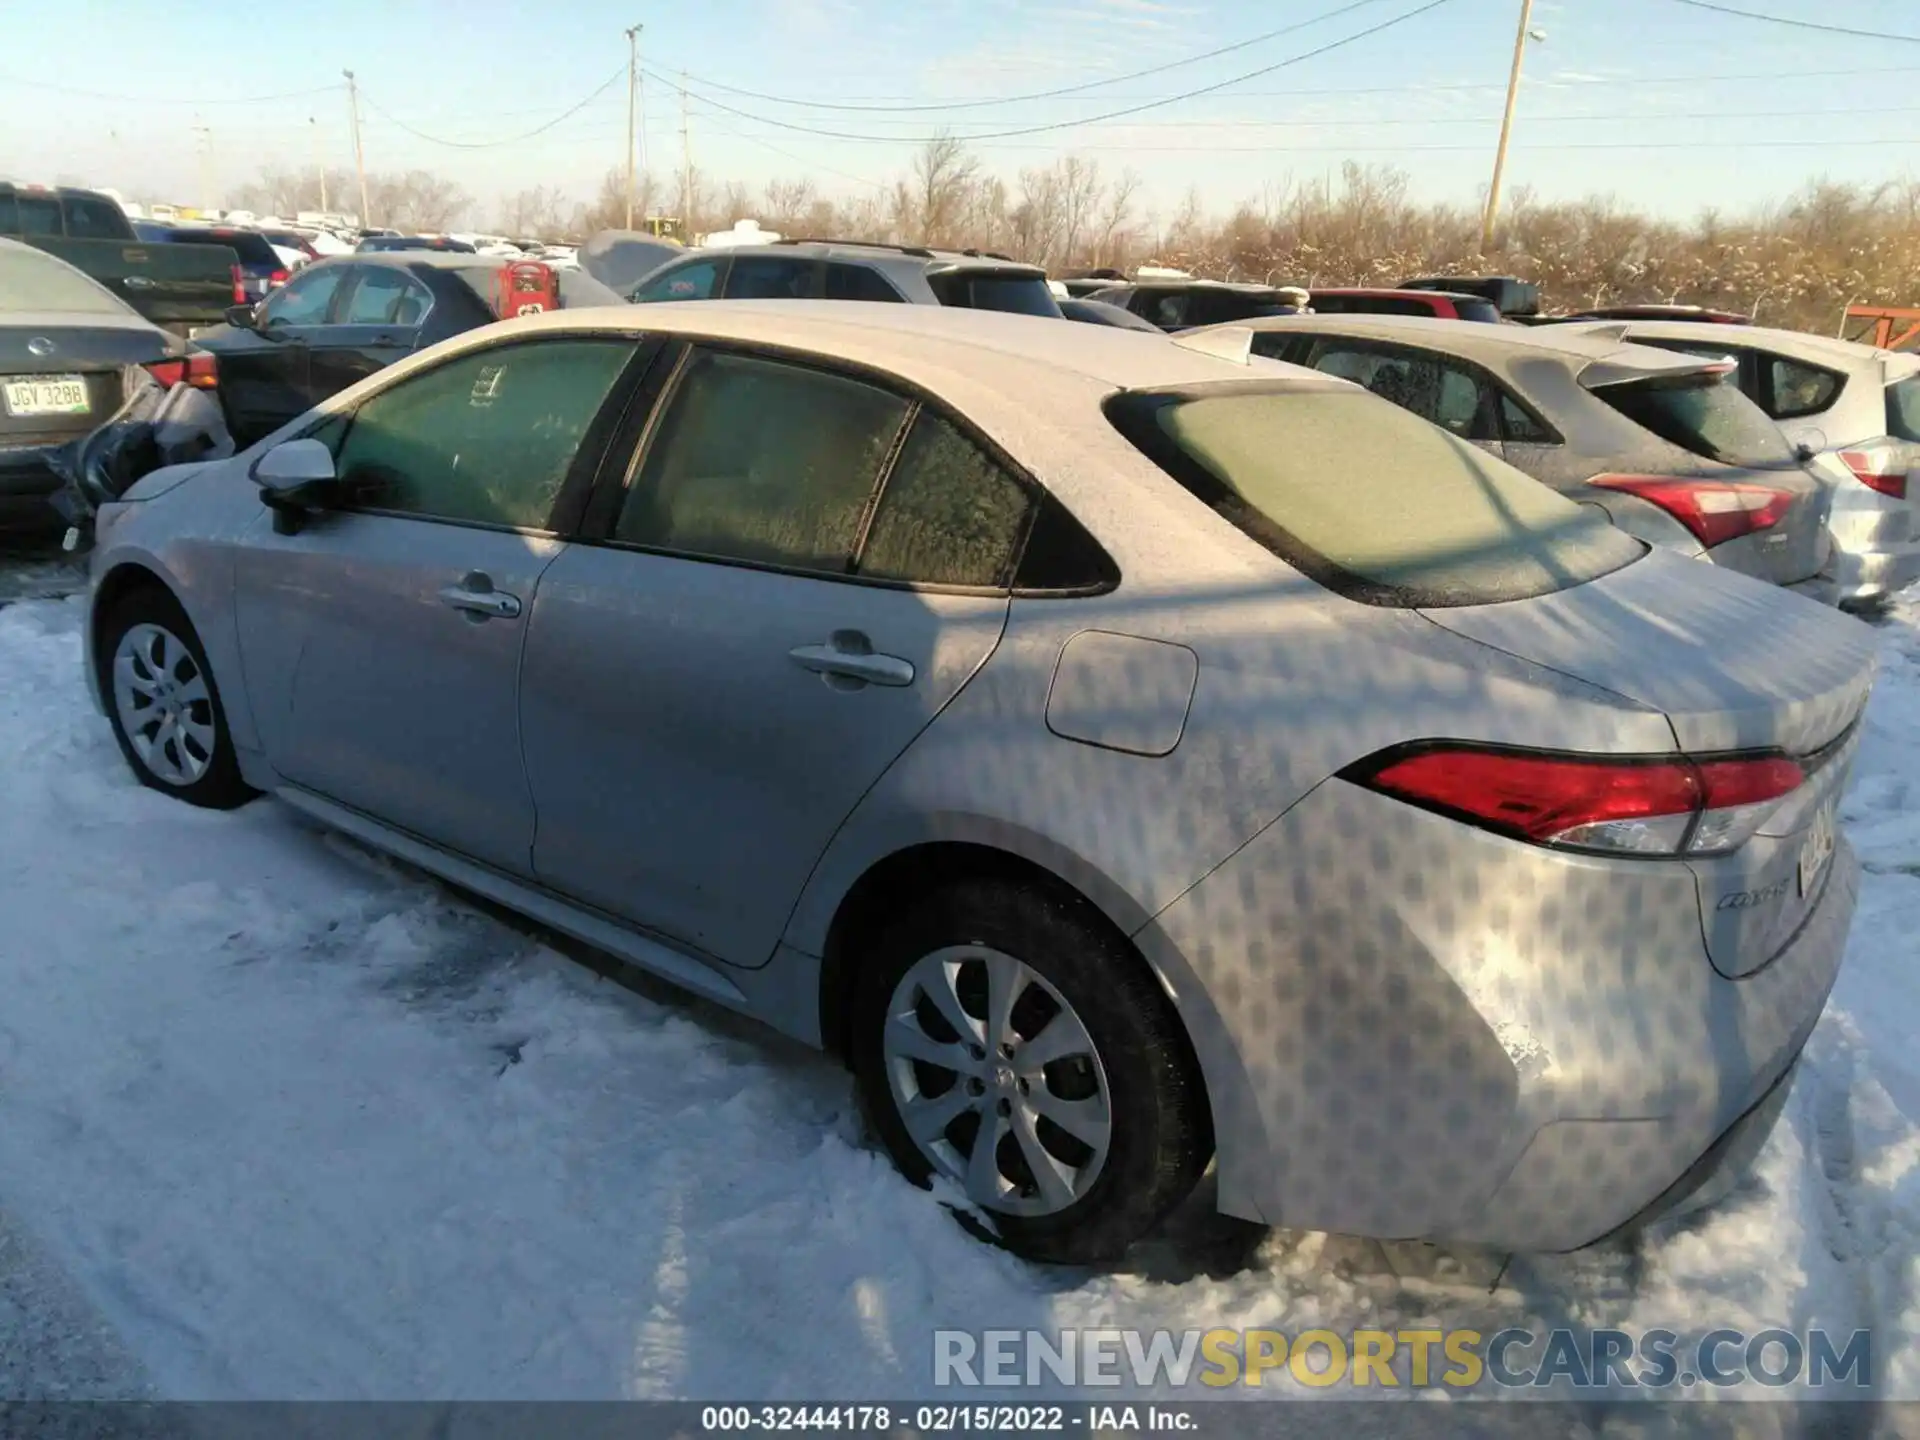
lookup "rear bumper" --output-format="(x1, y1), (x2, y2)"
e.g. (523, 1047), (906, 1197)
(1135, 780), (1857, 1251)
(0, 455), (63, 532)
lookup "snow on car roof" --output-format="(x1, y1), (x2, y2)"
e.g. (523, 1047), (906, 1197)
(1570, 318), (1909, 369)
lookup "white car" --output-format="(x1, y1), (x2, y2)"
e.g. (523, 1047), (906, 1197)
(1588, 321), (1920, 609)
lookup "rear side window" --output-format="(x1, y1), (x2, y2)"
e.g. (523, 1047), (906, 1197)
(858, 412), (1032, 588)
(1311, 295), (1433, 317)
(1767, 356), (1843, 420)
(616, 349), (908, 570)
(213, 231), (282, 267)
(62, 195), (126, 239)
(725, 256), (816, 300)
(826, 263), (903, 302)
(1889, 376), (1920, 444)
(1593, 372), (1796, 468)
(926, 271), (1059, 317)
(1106, 386), (1644, 608)
(632, 257), (724, 303)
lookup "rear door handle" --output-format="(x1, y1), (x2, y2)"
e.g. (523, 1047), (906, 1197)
(438, 571), (522, 621)
(789, 631), (914, 688)
(124, 275), (156, 290)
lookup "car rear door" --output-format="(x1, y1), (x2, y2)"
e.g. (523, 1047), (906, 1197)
(305, 263), (432, 401)
(232, 334), (645, 875)
(519, 342), (1030, 968)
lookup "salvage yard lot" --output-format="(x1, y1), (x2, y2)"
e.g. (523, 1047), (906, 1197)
(0, 553), (1915, 1407)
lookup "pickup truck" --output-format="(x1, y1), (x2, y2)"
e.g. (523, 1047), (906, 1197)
(0, 182), (242, 335)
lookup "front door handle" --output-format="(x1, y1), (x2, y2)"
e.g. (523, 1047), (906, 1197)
(438, 571), (522, 621)
(124, 275), (156, 290)
(789, 631), (914, 688)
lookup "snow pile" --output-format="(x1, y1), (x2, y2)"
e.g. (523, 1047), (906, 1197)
(0, 587), (1914, 1404)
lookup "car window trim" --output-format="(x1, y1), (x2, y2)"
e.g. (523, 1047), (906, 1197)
(572, 334), (1087, 597)
(284, 330), (661, 538)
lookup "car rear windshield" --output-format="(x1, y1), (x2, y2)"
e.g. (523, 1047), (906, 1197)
(926, 270), (1061, 316)
(0, 245), (128, 315)
(1591, 370), (1797, 468)
(1106, 385), (1645, 607)
(1888, 375), (1920, 444)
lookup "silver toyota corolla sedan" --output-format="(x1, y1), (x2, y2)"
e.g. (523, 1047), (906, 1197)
(82, 302), (1872, 1264)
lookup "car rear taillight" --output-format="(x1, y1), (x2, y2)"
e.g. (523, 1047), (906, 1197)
(1588, 473), (1797, 548)
(1838, 447), (1909, 499)
(231, 264), (246, 305)
(268, 268), (290, 288)
(141, 352), (218, 390)
(1344, 744), (1805, 857)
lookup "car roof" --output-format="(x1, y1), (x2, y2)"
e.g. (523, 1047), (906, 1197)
(1563, 318), (1905, 369)
(316, 250), (505, 271)
(1204, 311), (1719, 383)
(651, 241), (1043, 274)
(1120, 278), (1282, 295)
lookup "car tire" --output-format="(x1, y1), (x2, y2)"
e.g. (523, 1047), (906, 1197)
(99, 586), (256, 810)
(850, 877), (1211, 1265)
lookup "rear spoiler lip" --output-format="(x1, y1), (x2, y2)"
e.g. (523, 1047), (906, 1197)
(1577, 354), (1738, 391)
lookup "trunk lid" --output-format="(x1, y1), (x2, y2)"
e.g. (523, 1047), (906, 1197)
(0, 324), (162, 452)
(1422, 550), (1875, 978)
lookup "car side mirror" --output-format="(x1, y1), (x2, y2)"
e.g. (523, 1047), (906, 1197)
(255, 438), (346, 534)
(225, 303), (260, 330)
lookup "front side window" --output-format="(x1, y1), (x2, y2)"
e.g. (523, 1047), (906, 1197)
(1593, 371), (1796, 468)
(615, 349), (908, 570)
(859, 412), (1033, 588)
(1107, 384), (1644, 607)
(259, 267), (344, 327)
(631, 258), (724, 303)
(340, 267), (431, 326)
(1767, 356), (1843, 420)
(333, 339), (635, 530)
(724, 257), (816, 300)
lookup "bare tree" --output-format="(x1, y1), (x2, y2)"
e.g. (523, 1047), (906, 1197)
(909, 132), (981, 247)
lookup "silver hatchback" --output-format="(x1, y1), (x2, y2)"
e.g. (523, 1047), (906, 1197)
(84, 303), (1872, 1263)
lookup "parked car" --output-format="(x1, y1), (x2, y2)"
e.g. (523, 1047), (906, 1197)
(625, 240), (1062, 316)
(1057, 267), (1128, 299)
(83, 301), (1869, 1264)
(0, 182), (242, 334)
(154, 225), (290, 304)
(1308, 288), (1503, 323)
(1224, 314), (1833, 594)
(188, 252), (622, 446)
(0, 239), (197, 532)
(1057, 297), (1164, 332)
(1579, 320), (1920, 608)
(1399, 274), (1540, 319)
(257, 228), (323, 265)
(355, 235), (477, 254)
(1081, 278), (1300, 331)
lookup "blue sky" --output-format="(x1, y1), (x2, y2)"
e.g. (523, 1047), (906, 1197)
(5, 0), (1917, 227)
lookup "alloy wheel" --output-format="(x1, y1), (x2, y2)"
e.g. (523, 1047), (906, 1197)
(111, 622), (217, 787)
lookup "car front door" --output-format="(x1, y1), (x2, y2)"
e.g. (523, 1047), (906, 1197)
(211, 265), (344, 444)
(520, 344), (1033, 967)
(305, 264), (433, 402)
(232, 335), (646, 874)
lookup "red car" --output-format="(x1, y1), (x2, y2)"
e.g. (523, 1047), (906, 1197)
(1307, 288), (1504, 322)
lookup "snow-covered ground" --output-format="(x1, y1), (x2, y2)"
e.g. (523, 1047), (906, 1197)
(0, 563), (1915, 1409)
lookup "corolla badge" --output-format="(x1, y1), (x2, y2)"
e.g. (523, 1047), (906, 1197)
(27, 337), (56, 356)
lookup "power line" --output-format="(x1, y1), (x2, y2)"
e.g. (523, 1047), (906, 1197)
(672, 0), (1395, 113)
(357, 68), (625, 149)
(1663, 0), (1920, 43)
(684, 101), (888, 190)
(641, 0), (1459, 145)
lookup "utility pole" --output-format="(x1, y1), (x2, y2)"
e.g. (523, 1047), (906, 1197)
(310, 116), (328, 212)
(679, 72), (693, 238)
(192, 121), (213, 215)
(625, 24), (642, 229)
(1480, 0), (1535, 254)
(344, 69), (371, 229)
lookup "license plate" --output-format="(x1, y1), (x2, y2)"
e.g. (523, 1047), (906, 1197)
(1799, 802), (1837, 897)
(2, 375), (90, 418)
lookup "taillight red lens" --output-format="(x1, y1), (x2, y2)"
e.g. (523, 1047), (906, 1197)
(141, 352), (217, 391)
(1588, 473), (1798, 548)
(269, 268), (289, 287)
(231, 264), (246, 305)
(142, 359), (186, 388)
(1347, 744), (1805, 857)
(1839, 448), (1908, 499)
